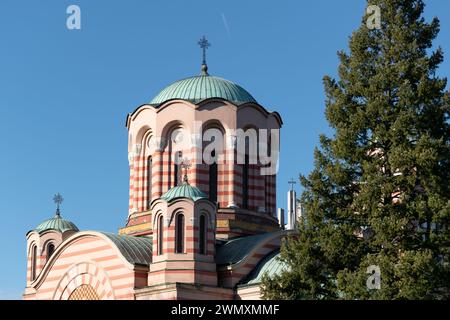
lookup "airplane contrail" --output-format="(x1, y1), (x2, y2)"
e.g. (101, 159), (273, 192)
(222, 13), (231, 38)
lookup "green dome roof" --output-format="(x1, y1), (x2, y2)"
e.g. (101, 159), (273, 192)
(160, 182), (207, 202)
(239, 249), (288, 286)
(150, 74), (257, 106)
(35, 214), (79, 234)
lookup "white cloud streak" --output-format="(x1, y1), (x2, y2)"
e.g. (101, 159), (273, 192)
(221, 13), (231, 38)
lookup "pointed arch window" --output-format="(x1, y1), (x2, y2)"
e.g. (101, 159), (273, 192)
(47, 243), (55, 260)
(31, 245), (37, 281)
(175, 213), (185, 254)
(158, 215), (164, 255)
(199, 215), (207, 255)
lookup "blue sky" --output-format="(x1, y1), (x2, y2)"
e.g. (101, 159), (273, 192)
(0, 0), (448, 299)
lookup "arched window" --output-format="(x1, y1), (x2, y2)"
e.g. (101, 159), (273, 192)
(47, 243), (55, 260)
(199, 215), (207, 255)
(158, 215), (164, 255)
(147, 156), (152, 209)
(175, 213), (185, 254)
(31, 245), (37, 281)
(209, 150), (218, 203)
(174, 151), (182, 187)
(242, 154), (249, 209)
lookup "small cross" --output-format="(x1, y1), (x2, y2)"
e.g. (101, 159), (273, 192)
(198, 36), (211, 65)
(288, 178), (296, 191)
(180, 158), (192, 183)
(53, 193), (64, 216)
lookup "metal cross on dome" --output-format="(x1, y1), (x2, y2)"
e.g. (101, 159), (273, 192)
(198, 35), (211, 65)
(288, 178), (297, 191)
(180, 158), (192, 184)
(53, 193), (64, 216)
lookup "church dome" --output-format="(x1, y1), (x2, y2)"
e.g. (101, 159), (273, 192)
(160, 182), (207, 202)
(150, 73), (257, 106)
(35, 214), (79, 234)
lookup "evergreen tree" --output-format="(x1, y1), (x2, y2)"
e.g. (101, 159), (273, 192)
(262, 0), (450, 300)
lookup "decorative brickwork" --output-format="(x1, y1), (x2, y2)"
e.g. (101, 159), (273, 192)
(25, 67), (285, 301)
(68, 284), (99, 300)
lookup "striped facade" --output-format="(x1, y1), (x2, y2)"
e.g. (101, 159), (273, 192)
(24, 74), (287, 300)
(129, 149), (277, 215)
(24, 232), (149, 300)
(148, 197), (218, 287)
(24, 228), (293, 300)
(125, 98), (281, 238)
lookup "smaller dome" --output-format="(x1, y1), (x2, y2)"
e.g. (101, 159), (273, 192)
(239, 249), (287, 285)
(160, 183), (207, 202)
(35, 214), (79, 234)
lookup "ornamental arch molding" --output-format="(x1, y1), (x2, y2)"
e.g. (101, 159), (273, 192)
(53, 261), (115, 300)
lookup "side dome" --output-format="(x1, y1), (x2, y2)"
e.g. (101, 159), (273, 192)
(35, 214), (79, 234)
(150, 74), (257, 106)
(160, 183), (207, 202)
(238, 249), (288, 286)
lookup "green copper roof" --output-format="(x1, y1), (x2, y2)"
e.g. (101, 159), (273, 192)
(150, 75), (257, 106)
(101, 232), (152, 266)
(35, 214), (79, 234)
(239, 249), (288, 286)
(216, 232), (279, 266)
(160, 182), (207, 202)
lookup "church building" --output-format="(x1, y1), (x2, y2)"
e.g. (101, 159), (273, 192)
(23, 38), (293, 300)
